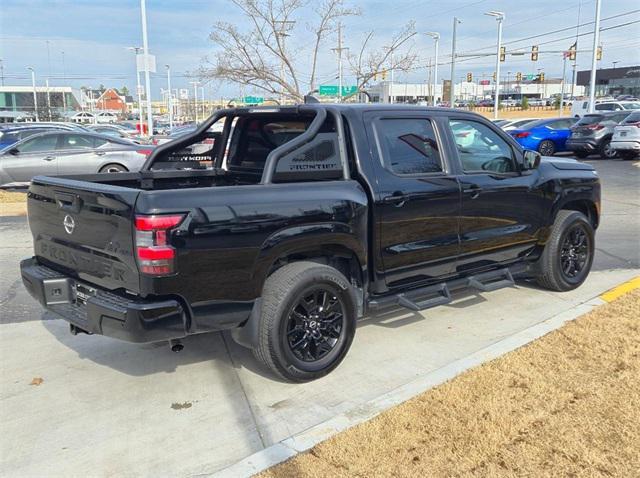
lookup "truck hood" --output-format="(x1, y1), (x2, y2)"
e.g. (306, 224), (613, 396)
(540, 156), (595, 171)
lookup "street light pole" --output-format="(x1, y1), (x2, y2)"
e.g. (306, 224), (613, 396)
(165, 65), (173, 130)
(128, 47), (144, 134)
(449, 17), (461, 107)
(61, 51), (67, 113)
(140, 0), (153, 135)
(485, 11), (505, 120)
(190, 81), (199, 122)
(425, 32), (439, 106)
(560, 52), (568, 115)
(588, 0), (602, 113)
(27, 67), (39, 121)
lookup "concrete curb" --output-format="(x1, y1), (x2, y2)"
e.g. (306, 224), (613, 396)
(211, 295), (606, 478)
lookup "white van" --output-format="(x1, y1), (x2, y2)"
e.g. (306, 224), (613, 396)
(571, 100), (640, 118)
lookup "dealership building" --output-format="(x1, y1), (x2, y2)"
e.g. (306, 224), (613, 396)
(577, 65), (640, 98)
(0, 86), (80, 121)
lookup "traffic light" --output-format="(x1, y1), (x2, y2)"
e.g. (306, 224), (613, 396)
(568, 42), (577, 61)
(381, 70), (387, 80)
(492, 71), (496, 82)
(516, 71), (522, 82)
(539, 72), (545, 83)
(596, 46), (602, 61)
(466, 72), (473, 82)
(531, 45), (539, 61)
(500, 46), (506, 62)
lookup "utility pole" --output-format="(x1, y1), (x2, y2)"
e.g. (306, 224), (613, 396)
(128, 46), (144, 134)
(274, 20), (295, 105)
(165, 65), (173, 130)
(27, 67), (39, 121)
(485, 11), (504, 119)
(46, 78), (51, 120)
(449, 17), (461, 107)
(560, 52), (568, 115)
(425, 32), (439, 106)
(61, 52), (66, 113)
(140, 0), (153, 135)
(190, 81), (199, 122)
(332, 23), (349, 102)
(588, 0), (601, 113)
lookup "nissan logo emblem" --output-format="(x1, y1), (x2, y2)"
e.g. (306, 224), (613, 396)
(63, 215), (75, 235)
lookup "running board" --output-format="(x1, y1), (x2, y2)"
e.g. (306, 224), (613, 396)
(467, 268), (515, 292)
(369, 283), (452, 312)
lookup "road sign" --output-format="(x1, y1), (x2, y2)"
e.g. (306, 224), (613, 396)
(479, 80), (490, 85)
(136, 53), (156, 73)
(243, 96), (264, 104)
(318, 85), (358, 96)
(526, 74), (536, 81)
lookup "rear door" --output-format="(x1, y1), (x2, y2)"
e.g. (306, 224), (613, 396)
(365, 111), (461, 289)
(56, 133), (108, 175)
(0, 134), (59, 183)
(444, 116), (546, 272)
(545, 118), (576, 150)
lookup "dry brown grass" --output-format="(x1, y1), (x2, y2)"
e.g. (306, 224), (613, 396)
(0, 190), (27, 216)
(260, 289), (640, 478)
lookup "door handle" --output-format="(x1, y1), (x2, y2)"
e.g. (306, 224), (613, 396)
(43, 156), (55, 161)
(463, 184), (482, 199)
(95, 151), (106, 156)
(382, 192), (408, 207)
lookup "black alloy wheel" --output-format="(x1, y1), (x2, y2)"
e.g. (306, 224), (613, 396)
(559, 224), (590, 281)
(538, 140), (556, 156)
(285, 287), (346, 363)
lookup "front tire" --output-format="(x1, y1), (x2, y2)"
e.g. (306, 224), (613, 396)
(253, 261), (357, 382)
(535, 210), (594, 292)
(538, 140), (556, 156)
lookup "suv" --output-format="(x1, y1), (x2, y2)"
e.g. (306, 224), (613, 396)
(611, 110), (640, 159)
(566, 111), (632, 159)
(20, 105), (600, 382)
(571, 100), (640, 118)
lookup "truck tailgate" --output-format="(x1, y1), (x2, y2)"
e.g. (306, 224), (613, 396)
(28, 176), (141, 293)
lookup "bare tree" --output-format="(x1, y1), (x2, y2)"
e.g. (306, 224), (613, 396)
(201, 0), (416, 102)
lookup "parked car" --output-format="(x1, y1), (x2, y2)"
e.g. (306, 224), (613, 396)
(70, 111), (95, 123)
(570, 100), (640, 118)
(19, 104), (600, 382)
(527, 98), (547, 107)
(0, 123), (88, 150)
(0, 131), (153, 188)
(509, 117), (578, 155)
(500, 99), (519, 107)
(476, 99), (493, 107)
(87, 124), (142, 142)
(565, 111), (632, 159)
(499, 118), (539, 131)
(611, 110), (640, 159)
(95, 112), (119, 124)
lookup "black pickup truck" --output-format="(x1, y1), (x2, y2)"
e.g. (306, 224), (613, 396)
(20, 104), (600, 382)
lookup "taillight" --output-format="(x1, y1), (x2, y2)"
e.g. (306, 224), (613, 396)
(514, 131), (531, 138)
(135, 214), (185, 276)
(587, 124), (605, 130)
(136, 149), (153, 157)
(627, 121), (640, 128)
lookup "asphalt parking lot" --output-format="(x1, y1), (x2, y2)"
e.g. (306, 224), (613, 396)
(1, 157), (638, 477)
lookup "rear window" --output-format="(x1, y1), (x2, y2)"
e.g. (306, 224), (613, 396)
(623, 111), (640, 123)
(576, 114), (604, 126)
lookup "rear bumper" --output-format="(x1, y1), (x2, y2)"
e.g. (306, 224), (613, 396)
(20, 257), (187, 343)
(565, 138), (598, 151)
(611, 140), (640, 150)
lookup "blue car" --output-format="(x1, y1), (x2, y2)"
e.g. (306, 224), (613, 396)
(509, 117), (578, 156)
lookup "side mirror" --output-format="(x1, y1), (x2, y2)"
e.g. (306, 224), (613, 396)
(8, 148), (19, 155)
(522, 150), (541, 170)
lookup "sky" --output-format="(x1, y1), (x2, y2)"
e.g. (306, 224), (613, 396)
(1, 0), (639, 100)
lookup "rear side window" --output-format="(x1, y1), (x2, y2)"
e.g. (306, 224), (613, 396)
(58, 134), (94, 150)
(596, 103), (616, 111)
(373, 118), (443, 175)
(576, 115), (603, 126)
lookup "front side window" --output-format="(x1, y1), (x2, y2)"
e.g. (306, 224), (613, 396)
(374, 118), (443, 175)
(449, 119), (515, 173)
(16, 134), (58, 153)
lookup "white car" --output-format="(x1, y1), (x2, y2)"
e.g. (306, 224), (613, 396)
(70, 111), (95, 123)
(571, 100), (640, 118)
(95, 112), (119, 124)
(611, 110), (640, 159)
(527, 98), (546, 107)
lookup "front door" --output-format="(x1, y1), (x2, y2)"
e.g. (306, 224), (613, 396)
(445, 117), (546, 272)
(0, 134), (59, 185)
(365, 113), (461, 290)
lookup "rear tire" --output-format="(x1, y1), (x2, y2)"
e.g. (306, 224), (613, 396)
(253, 261), (357, 382)
(599, 139), (617, 159)
(535, 210), (594, 292)
(538, 140), (556, 156)
(99, 163), (128, 173)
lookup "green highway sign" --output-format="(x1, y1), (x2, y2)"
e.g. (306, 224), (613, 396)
(525, 74), (537, 81)
(318, 85), (358, 96)
(243, 96), (264, 104)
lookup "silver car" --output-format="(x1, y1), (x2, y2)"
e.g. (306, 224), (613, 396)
(0, 131), (153, 188)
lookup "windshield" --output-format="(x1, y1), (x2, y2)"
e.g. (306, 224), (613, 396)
(622, 102), (640, 110)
